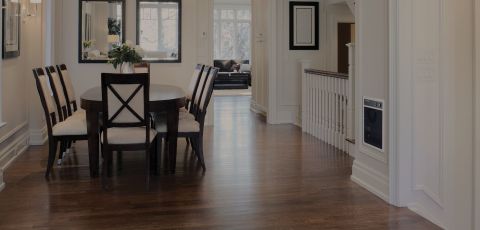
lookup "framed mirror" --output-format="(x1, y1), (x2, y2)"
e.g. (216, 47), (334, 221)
(136, 0), (182, 63)
(79, 0), (126, 63)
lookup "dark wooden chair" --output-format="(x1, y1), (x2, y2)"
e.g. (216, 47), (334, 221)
(46, 66), (86, 164)
(155, 67), (219, 171)
(133, 62), (151, 74)
(33, 68), (88, 177)
(100, 73), (156, 188)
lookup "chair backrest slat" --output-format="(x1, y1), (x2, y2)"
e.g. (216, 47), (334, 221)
(56, 65), (77, 112)
(199, 68), (219, 113)
(46, 66), (69, 121)
(194, 66), (211, 105)
(187, 64), (205, 100)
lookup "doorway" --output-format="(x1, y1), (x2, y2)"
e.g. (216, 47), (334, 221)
(337, 22), (355, 74)
(212, 0), (253, 98)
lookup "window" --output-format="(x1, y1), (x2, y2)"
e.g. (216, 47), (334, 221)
(136, 0), (181, 63)
(214, 5), (251, 60)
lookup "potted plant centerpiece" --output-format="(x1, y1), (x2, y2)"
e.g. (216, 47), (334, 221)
(108, 41), (143, 73)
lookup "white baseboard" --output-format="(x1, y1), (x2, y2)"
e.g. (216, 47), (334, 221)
(408, 204), (445, 229)
(29, 126), (47, 146)
(351, 160), (389, 203)
(250, 101), (267, 116)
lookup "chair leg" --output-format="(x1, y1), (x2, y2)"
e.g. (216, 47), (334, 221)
(117, 151), (123, 173)
(46, 139), (58, 177)
(58, 141), (66, 165)
(151, 138), (158, 175)
(102, 147), (108, 189)
(145, 149), (150, 190)
(107, 150), (113, 177)
(197, 135), (206, 171)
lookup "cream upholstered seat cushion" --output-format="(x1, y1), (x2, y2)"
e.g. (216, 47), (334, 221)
(52, 116), (87, 136)
(101, 127), (156, 145)
(156, 117), (200, 133)
(72, 109), (86, 120)
(179, 108), (195, 120)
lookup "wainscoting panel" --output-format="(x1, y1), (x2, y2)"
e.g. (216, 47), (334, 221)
(411, 0), (444, 208)
(0, 123), (30, 192)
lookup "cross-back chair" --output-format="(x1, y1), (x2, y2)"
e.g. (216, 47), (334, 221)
(100, 73), (157, 188)
(33, 68), (88, 177)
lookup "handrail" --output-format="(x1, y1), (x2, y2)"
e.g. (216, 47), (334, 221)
(304, 69), (348, 80)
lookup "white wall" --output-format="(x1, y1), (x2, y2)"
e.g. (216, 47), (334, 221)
(0, 0), (45, 188)
(392, 0), (474, 228)
(268, 0), (327, 125)
(350, 0), (390, 202)
(55, 0), (213, 110)
(266, 0), (353, 125)
(251, 0), (268, 114)
(325, 2), (354, 72)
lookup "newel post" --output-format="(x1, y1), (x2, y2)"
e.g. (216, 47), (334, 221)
(300, 59), (312, 131)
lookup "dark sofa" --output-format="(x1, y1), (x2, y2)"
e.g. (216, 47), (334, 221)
(213, 60), (251, 90)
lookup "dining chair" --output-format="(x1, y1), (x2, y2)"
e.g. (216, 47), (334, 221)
(46, 66), (86, 164)
(155, 67), (219, 171)
(134, 62), (151, 74)
(56, 64), (84, 117)
(100, 73), (156, 188)
(33, 68), (88, 177)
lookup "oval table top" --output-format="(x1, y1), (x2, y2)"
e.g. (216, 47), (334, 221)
(80, 84), (186, 111)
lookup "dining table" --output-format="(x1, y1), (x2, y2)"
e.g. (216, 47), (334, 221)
(80, 84), (186, 177)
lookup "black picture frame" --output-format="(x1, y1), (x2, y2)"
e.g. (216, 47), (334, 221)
(136, 0), (182, 63)
(289, 1), (319, 50)
(78, 0), (126, 64)
(2, 0), (21, 59)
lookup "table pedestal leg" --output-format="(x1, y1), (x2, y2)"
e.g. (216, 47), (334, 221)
(167, 102), (179, 174)
(86, 110), (100, 177)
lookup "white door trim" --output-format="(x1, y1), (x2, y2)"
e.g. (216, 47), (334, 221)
(267, 0), (278, 124)
(474, 0), (480, 228)
(388, 0), (399, 206)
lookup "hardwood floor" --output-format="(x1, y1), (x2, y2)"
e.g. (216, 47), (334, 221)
(0, 96), (439, 230)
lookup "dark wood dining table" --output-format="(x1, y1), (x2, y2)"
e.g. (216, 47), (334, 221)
(80, 84), (186, 177)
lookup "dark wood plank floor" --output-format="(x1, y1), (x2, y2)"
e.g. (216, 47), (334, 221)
(0, 96), (439, 230)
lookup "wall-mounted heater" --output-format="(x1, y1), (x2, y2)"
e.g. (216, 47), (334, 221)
(363, 98), (384, 151)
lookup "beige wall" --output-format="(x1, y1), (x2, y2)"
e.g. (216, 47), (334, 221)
(55, 0), (212, 107)
(268, 0), (327, 125)
(325, 3), (354, 71)
(0, 0), (45, 186)
(350, 0), (390, 202)
(251, 0), (268, 114)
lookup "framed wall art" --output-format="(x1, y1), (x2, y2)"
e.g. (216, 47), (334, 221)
(2, 0), (21, 59)
(289, 1), (319, 50)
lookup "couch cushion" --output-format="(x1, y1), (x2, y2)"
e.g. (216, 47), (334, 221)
(213, 60), (233, 72)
